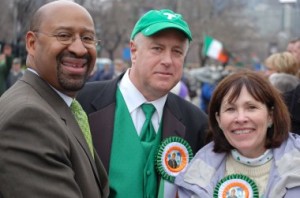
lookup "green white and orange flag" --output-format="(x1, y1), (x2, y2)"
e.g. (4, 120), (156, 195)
(203, 35), (229, 64)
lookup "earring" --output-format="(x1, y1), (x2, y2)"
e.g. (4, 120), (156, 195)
(218, 124), (222, 130)
(268, 123), (273, 128)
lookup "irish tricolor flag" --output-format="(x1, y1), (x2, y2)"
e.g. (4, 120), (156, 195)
(203, 35), (229, 64)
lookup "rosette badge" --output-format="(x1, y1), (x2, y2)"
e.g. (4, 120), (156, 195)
(214, 174), (259, 198)
(155, 136), (193, 183)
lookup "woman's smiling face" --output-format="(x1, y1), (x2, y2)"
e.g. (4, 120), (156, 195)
(216, 86), (273, 158)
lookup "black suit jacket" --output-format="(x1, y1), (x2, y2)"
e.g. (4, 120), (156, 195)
(284, 84), (300, 135)
(0, 71), (109, 198)
(77, 74), (208, 171)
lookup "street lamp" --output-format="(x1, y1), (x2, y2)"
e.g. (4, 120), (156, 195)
(279, 0), (297, 2)
(279, 0), (297, 38)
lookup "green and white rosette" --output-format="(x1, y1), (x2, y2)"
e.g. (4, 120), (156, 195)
(155, 136), (193, 183)
(213, 174), (259, 198)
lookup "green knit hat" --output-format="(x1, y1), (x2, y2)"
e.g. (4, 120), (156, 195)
(130, 9), (192, 41)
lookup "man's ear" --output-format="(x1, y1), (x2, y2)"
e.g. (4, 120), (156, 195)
(26, 31), (37, 56)
(130, 40), (137, 63)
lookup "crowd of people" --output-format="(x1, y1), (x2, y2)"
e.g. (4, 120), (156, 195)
(0, 0), (300, 198)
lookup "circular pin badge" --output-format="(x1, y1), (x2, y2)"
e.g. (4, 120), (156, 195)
(155, 136), (193, 183)
(213, 174), (259, 198)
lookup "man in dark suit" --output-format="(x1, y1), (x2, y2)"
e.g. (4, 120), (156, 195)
(78, 9), (208, 198)
(0, 1), (108, 197)
(168, 152), (178, 169)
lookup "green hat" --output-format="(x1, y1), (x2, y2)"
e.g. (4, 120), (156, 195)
(130, 9), (192, 41)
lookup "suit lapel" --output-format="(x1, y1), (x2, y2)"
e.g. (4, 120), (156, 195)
(21, 71), (101, 186)
(88, 100), (188, 171)
(87, 75), (120, 171)
(85, 76), (187, 172)
(162, 95), (186, 139)
(89, 103), (115, 171)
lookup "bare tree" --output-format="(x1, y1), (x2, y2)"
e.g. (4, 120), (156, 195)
(0, 0), (286, 66)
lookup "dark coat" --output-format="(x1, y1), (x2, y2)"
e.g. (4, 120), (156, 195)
(284, 84), (300, 135)
(77, 73), (208, 171)
(0, 70), (109, 198)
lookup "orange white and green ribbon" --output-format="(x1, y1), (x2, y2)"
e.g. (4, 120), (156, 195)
(214, 174), (259, 198)
(155, 136), (193, 198)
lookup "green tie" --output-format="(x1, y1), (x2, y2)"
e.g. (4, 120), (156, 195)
(71, 99), (94, 158)
(140, 103), (156, 142)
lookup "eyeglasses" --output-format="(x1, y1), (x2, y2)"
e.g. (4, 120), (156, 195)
(34, 31), (101, 48)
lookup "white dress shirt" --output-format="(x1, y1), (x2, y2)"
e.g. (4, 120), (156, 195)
(119, 69), (167, 135)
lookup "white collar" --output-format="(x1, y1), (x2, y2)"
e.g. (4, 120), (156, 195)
(119, 69), (167, 121)
(231, 149), (273, 166)
(27, 68), (73, 106)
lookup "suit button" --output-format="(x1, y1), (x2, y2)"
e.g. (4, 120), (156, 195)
(146, 170), (151, 176)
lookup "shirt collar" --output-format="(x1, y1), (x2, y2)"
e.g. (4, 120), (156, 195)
(119, 69), (167, 121)
(27, 68), (73, 107)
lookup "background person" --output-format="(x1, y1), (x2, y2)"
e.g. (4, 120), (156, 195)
(170, 80), (191, 101)
(189, 64), (232, 113)
(99, 63), (113, 81)
(0, 43), (13, 96)
(87, 62), (102, 82)
(284, 84), (300, 135)
(175, 70), (300, 197)
(263, 51), (300, 78)
(268, 72), (299, 93)
(113, 58), (127, 78)
(287, 38), (300, 64)
(6, 57), (24, 88)
(264, 51), (300, 93)
(77, 9), (208, 198)
(0, 1), (109, 197)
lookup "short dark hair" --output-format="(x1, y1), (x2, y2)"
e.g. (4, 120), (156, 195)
(207, 70), (290, 153)
(29, 8), (43, 32)
(289, 37), (300, 44)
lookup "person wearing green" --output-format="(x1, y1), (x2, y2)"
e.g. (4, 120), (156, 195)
(0, 43), (13, 96)
(78, 9), (208, 198)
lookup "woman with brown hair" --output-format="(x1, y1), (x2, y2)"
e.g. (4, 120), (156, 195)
(175, 70), (300, 198)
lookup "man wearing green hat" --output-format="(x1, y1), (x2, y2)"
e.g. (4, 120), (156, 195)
(77, 9), (208, 198)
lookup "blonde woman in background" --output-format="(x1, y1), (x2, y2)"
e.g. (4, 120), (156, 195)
(264, 51), (299, 77)
(264, 52), (300, 93)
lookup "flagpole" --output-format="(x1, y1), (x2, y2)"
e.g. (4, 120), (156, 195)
(200, 33), (207, 67)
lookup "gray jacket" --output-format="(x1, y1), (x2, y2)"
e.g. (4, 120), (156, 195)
(175, 133), (300, 198)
